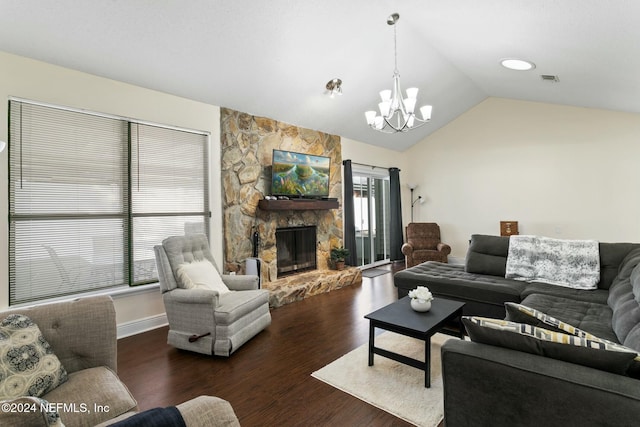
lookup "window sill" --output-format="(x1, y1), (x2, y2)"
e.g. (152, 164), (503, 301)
(10, 282), (160, 309)
(109, 282), (160, 299)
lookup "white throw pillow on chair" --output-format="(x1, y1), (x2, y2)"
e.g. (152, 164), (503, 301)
(176, 259), (231, 295)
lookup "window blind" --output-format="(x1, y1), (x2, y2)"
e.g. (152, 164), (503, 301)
(8, 100), (209, 304)
(130, 123), (209, 285)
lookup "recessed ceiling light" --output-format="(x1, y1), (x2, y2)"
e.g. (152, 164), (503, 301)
(500, 58), (536, 71)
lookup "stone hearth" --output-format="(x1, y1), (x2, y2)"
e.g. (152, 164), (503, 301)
(264, 267), (362, 308)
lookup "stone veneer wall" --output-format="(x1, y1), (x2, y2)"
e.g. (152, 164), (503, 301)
(220, 108), (343, 282)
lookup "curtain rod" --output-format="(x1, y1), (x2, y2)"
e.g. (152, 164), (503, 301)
(344, 160), (399, 171)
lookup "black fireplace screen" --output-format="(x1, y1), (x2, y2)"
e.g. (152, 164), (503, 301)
(276, 226), (317, 276)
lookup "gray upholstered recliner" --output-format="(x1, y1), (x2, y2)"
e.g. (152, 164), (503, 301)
(154, 234), (271, 356)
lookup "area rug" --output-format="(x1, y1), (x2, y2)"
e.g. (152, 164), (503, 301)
(361, 268), (391, 278)
(311, 332), (452, 426)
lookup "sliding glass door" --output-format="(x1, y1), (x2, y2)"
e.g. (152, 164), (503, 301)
(352, 169), (391, 268)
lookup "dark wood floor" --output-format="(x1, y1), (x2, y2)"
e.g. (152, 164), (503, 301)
(117, 263), (416, 427)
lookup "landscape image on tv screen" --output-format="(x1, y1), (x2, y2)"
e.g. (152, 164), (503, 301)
(271, 149), (331, 197)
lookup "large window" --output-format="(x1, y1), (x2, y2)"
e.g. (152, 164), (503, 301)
(8, 100), (210, 305)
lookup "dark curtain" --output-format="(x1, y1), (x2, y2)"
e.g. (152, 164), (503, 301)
(389, 167), (404, 261)
(342, 160), (358, 266)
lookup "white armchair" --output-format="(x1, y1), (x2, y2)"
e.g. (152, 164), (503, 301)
(154, 234), (271, 356)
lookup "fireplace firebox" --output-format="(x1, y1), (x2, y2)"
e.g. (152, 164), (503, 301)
(276, 226), (317, 276)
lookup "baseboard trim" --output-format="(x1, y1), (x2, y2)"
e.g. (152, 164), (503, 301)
(117, 313), (168, 339)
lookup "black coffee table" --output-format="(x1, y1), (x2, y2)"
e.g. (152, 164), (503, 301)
(364, 296), (465, 387)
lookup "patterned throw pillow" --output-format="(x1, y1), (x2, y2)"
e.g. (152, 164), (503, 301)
(0, 314), (68, 399)
(463, 316), (640, 377)
(505, 302), (636, 346)
(503, 302), (640, 378)
(505, 302), (600, 338)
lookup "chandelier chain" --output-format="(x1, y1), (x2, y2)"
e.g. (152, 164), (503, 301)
(393, 22), (398, 74)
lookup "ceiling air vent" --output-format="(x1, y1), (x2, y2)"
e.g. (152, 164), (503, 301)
(541, 74), (560, 82)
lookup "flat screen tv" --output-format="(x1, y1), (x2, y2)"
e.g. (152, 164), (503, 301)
(271, 149), (331, 198)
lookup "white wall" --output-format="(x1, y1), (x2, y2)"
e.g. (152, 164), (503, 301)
(341, 137), (411, 228)
(0, 52), (222, 328)
(404, 97), (640, 258)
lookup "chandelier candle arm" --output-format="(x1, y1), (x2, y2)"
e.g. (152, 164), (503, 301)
(364, 13), (433, 134)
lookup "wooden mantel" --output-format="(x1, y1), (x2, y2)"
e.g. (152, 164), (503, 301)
(258, 199), (339, 211)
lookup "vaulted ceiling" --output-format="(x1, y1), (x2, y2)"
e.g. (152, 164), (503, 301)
(1, 1), (639, 151)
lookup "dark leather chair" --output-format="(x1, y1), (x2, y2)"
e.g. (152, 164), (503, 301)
(401, 222), (451, 268)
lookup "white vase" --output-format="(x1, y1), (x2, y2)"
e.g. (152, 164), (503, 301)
(410, 298), (432, 312)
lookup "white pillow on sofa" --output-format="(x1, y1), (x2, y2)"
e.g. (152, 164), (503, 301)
(176, 259), (230, 295)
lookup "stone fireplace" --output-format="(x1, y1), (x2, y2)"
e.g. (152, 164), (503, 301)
(221, 108), (342, 279)
(220, 108), (362, 307)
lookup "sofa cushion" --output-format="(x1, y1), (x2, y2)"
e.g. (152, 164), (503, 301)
(609, 283), (640, 348)
(465, 234), (510, 276)
(43, 366), (137, 427)
(610, 248), (640, 289)
(624, 324), (640, 353)
(0, 314), (68, 399)
(505, 302), (616, 341)
(517, 293), (617, 342)
(215, 290), (270, 324)
(599, 243), (640, 290)
(0, 396), (63, 426)
(463, 316), (638, 377)
(520, 282), (609, 304)
(505, 302), (573, 335)
(504, 302), (640, 377)
(632, 262), (640, 303)
(412, 249), (447, 264)
(394, 262), (526, 317)
(622, 265), (640, 351)
(608, 248), (640, 348)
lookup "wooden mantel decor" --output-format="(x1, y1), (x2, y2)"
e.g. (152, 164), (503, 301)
(258, 199), (339, 211)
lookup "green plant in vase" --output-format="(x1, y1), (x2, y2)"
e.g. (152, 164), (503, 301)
(330, 247), (350, 271)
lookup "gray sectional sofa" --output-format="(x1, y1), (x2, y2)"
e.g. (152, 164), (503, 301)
(394, 234), (640, 426)
(394, 234), (639, 319)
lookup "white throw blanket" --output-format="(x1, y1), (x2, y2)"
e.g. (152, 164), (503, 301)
(505, 235), (600, 290)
